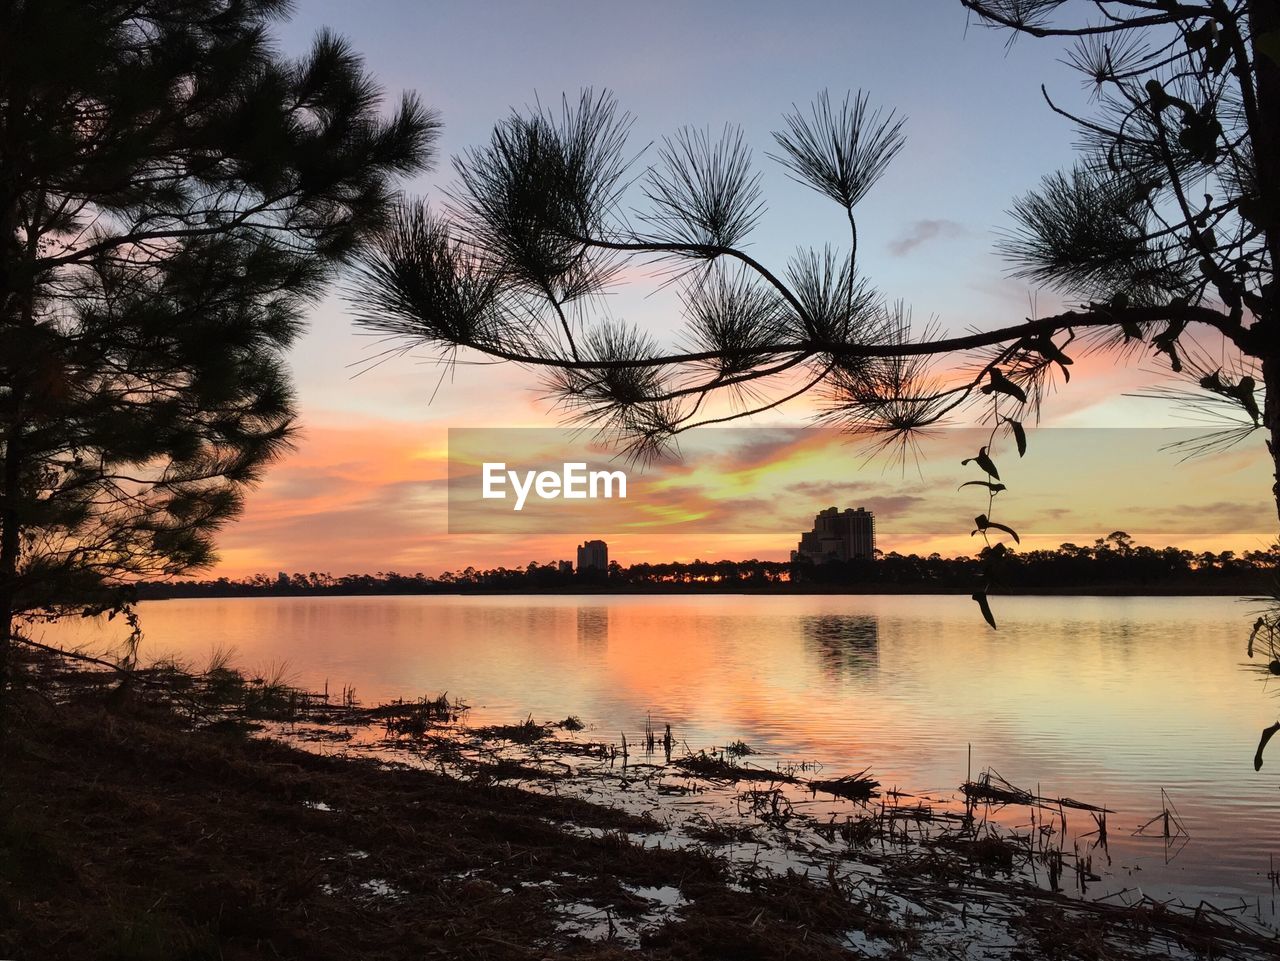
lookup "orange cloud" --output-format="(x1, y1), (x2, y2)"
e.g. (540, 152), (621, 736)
(208, 396), (1276, 579)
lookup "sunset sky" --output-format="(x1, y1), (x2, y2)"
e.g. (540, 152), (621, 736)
(210, 1), (1272, 577)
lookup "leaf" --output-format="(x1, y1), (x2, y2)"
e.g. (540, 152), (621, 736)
(1152, 318), (1186, 373)
(1204, 38), (1232, 75)
(1029, 335), (1073, 367)
(980, 369), (1027, 403)
(1178, 110), (1222, 165)
(1185, 21), (1217, 52)
(1144, 79), (1171, 113)
(1024, 335), (1073, 383)
(987, 520), (1021, 544)
(1200, 370), (1224, 392)
(958, 480), (1006, 493)
(1255, 722), (1280, 772)
(1203, 370), (1261, 424)
(961, 446), (999, 480)
(1008, 419), (1027, 457)
(1248, 616), (1264, 658)
(972, 592), (997, 630)
(1233, 375), (1260, 425)
(973, 514), (1021, 544)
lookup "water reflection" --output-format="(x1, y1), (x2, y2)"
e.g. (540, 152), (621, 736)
(576, 606), (609, 651)
(37, 593), (1277, 908)
(800, 614), (879, 679)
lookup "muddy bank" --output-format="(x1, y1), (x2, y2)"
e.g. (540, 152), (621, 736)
(0, 688), (870, 961)
(3, 648), (1278, 960)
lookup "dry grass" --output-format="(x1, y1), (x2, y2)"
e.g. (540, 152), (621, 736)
(472, 716), (552, 745)
(673, 750), (797, 783)
(810, 769), (881, 802)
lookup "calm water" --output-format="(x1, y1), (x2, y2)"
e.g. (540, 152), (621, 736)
(41, 593), (1280, 908)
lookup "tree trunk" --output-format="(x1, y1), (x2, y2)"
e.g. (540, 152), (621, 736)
(1249, 0), (1280, 524)
(0, 423), (18, 725)
(1265, 355), (1280, 526)
(0, 303), (12, 732)
(0, 99), (24, 733)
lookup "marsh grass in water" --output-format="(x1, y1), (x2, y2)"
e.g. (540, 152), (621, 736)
(674, 750), (797, 783)
(473, 715), (552, 744)
(373, 694), (467, 736)
(809, 769), (881, 802)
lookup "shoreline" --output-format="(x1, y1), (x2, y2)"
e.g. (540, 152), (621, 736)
(5, 647), (1278, 960)
(136, 582), (1271, 600)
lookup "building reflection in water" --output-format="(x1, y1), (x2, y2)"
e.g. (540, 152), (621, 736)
(576, 606), (609, 651)
(800, 614), (880, 679)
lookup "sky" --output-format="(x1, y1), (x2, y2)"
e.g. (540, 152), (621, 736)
(207, 0), (1273, 577)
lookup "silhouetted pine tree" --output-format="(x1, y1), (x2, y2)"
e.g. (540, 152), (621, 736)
(0, 0), (438, 696)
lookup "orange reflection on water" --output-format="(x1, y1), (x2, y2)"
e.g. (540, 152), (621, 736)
(37, 590), (1274, 916)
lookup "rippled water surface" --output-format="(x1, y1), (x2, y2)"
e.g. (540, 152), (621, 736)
(42, 593), (1280, 908)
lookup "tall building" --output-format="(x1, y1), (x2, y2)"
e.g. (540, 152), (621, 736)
(791, 507), (876, 564)
(576, 539), (608, 572)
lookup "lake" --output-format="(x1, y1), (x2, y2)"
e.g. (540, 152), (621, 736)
(38, 593), (1280, 912)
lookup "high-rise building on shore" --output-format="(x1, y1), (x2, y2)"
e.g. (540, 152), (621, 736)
(791, 507), (876, 564)
(576, 539), (608, 572)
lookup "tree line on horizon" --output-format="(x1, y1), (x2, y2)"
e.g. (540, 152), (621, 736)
(133, 532), (1277, 598)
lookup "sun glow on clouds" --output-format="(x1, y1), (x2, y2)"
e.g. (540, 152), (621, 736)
(208, 366), (1276, 579)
